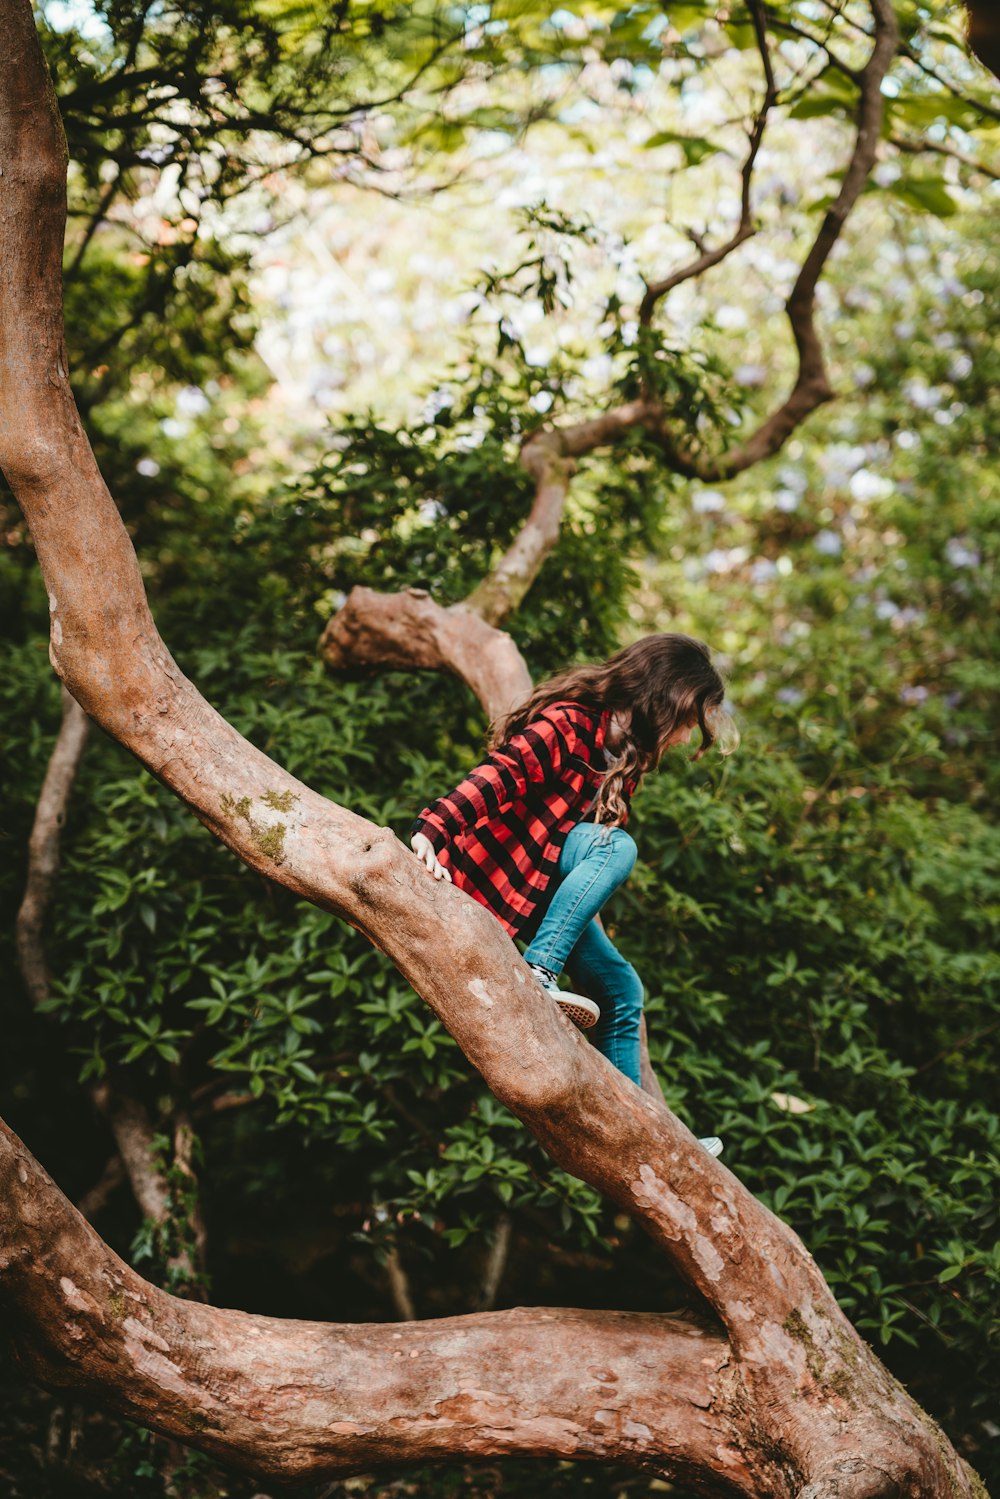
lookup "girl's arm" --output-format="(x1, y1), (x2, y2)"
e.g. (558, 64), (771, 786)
(410, 707), (581, 858)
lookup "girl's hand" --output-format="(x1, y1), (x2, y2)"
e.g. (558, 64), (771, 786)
(410, 831), (453, 882)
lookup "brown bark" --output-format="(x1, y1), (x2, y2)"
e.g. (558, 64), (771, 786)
(320, 585), (532, 723)
(0, 2), (985, 1494)
(1, 1116), (748, 1487)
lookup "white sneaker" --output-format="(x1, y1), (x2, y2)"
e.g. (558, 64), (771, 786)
(528, 962), (601, 1031)
(699, 1136), (724, 1157)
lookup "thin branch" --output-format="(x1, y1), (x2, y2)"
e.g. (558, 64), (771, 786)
(914, 1019), (1000, 1075)
(762, 9), (862, 83)
(65, 174), (122, 283)
(14, 690), (207, 1295)
(384, 1244), (417, 1321)
(639, 0), (778, 325)
(897, 38), (1000, 125)
(60, 28), (463, 122)
(890, 132), (1000, 180)
(15, 686), (89, 1005)
(667, 0), (900, 480)
(76, 1152), (127, 1220)
(475, 1212), (512, 1311)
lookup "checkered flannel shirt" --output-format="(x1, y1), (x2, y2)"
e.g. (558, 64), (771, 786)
(410, 699), (630, 938)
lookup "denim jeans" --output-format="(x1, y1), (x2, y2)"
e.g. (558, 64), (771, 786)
(524, 822), (643, 1087)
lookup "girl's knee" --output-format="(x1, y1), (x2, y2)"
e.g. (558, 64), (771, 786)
(602, 826), (637, 874)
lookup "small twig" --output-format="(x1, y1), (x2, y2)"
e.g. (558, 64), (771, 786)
(76, 1153), (127, 1220)
(639, 0), (778, 326)
(384, 1243), (417, 1321)
(914, 1020), (1000, 1075)
(16, 687), (89, 1003)
(890, 133), (1000, 180)
(476, 1212), (512, 1311)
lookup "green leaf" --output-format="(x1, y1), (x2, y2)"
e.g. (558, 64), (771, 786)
(888, 177), (959, 218)
(789, 96), (851, 121)
(642, 130), (720, 165)
(666, 3), (713, 36)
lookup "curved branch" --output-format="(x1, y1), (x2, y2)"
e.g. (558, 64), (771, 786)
(0, 1115), (752, 1487)
(465, 403), (652, 627)
(890, 132), (1000, 180)
(320, 398), (651, 703)
(320, 585), (531, 723)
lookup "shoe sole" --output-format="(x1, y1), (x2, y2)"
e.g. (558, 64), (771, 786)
(556, 996), (600, 1031)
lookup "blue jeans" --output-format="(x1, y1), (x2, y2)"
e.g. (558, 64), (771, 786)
(524, 823), (643, 1086)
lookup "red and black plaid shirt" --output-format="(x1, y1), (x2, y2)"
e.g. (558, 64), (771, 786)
(411, 700), (631, 938)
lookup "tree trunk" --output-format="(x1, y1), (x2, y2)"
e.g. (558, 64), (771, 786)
(0, 2), (985, 1494)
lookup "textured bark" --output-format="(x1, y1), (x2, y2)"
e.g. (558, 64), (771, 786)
(1, 1116), (748, 1487)
(320, 585), (532, 723)
(0, 2), (985, 1494)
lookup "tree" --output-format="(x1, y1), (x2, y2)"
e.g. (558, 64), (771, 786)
(1, 0), (994, 1495)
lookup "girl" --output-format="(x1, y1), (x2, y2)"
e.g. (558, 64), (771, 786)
(410, 633), (737, 1150)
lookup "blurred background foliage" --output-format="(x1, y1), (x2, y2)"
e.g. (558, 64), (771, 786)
(1, 0), (998, 1496)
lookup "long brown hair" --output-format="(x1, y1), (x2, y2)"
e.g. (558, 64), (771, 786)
(490, 633), (738, 826)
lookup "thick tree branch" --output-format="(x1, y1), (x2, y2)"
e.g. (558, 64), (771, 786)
(320, 585), (530, 723)
(0, 3), (983, 1493)
(1, 1117), (751, 1487)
